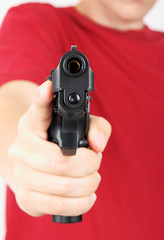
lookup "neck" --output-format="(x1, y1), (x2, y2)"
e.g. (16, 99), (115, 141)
(75, 1), (145, 31)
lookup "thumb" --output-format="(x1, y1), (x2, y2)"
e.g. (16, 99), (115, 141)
(24, 80), (53, 139)
(88, 115), (112, 153)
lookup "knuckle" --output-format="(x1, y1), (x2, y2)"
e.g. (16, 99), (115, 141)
(16, 190), (43, 217)
(7, 146), (14, 158)
(52, 198), (65, 216)
(93, 173), (101, 190)
(17, 113), (29, 135)
(16, 188), (27, 210)
(9, 151), (24, 183)
(94, 154), (101, 172)
(86, 174), (100, 195)
(8, 138), (24, 159)
(17, 115), (25, 132)
(59, 179), (71, 196)
(13, 164), (21, 181)
(26, 211), (43, 217)
(58, 160), (73, 176)
(50, 195), (95, 216)
(78, 196), (94, 214)
(8, 142), (17, 158)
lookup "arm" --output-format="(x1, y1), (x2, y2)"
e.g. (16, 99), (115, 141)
(0, 80), (37, 182)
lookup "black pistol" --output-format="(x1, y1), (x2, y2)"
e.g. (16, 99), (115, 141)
(47, 45), (94, 224)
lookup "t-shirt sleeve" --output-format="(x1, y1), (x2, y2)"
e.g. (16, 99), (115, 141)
(0, 3), (61, 86)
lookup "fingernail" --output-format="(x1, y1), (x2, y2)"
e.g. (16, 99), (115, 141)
(96, 172), (101, 183)
(98, 152), (103, 160)
(91, 193), (97, 203)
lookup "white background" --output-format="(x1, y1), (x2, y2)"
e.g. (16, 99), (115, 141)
(0, 1), (164, 240)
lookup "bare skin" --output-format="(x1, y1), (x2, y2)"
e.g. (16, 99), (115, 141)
(0, 80), (111, 217)
(76, 0), (157, 31)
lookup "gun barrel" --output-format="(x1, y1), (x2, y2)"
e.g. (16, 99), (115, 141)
(67, 57), (82, 73)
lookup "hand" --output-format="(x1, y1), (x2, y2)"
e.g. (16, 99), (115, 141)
(7, 81), (112, 217)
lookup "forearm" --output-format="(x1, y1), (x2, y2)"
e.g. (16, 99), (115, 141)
(0, 96), (27, 182)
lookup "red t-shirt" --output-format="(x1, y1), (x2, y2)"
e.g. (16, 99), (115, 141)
(0, 3), (164, 240)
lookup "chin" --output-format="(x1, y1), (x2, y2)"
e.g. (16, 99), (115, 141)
(114, 1), (155, 22)
(119, 8), (147, 22)
(102, 0), (156, 21)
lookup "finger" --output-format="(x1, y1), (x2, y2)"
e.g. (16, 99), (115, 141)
(10, 134), (102, 177)
(88, 115), (112, 153)
(19, 164), (101, 197)
(16, 190), (97, 217)
(24, 80), (53, 138)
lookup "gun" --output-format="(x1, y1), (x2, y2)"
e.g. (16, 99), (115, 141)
(47, 45), (94, 223)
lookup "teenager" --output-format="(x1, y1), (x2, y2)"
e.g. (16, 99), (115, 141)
(0, 0), (164, 239)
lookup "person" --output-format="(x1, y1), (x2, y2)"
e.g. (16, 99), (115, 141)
(0, 0), (164, 239)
